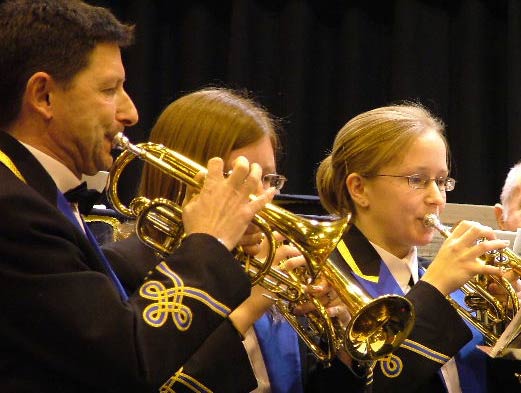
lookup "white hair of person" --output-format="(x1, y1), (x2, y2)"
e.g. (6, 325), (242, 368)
(500, 161), (521, 220)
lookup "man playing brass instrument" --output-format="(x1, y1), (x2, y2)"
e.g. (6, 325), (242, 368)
(0, 1), (277, 391)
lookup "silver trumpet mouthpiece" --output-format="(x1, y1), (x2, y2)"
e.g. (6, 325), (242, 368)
(112, 132), (129, 150)
(423, 213), (451, 238)
(112, 133), (145, 157)
(423, 213), (440, 229)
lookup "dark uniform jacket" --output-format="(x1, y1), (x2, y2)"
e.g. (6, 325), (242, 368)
(102, 231), (345, 393)
(0, 131), (256, 393)
(104, 234), (310, 393)
(102, 234), (159, 292)
(307, 225), (473, 393)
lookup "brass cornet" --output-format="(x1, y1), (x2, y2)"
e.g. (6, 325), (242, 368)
(108, 133), (415, 362)
(424, 213), (520, 344)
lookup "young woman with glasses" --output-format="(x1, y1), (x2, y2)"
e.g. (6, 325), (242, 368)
(311, 103), (509, 392)
(103, 87), (348, 392)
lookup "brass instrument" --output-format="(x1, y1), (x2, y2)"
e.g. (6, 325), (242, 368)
(108, 132), (415, 362)
(423, 213), (520, 344)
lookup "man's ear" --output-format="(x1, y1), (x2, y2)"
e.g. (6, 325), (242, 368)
(494, 203), (505, 230)
(346, 173), (369, 208)
(25, 72), (53, 120)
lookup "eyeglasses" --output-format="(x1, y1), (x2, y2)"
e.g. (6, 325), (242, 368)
(262, 173), (287, 190)
(368, 174), (456, 192)
(225, 170), (287, 190)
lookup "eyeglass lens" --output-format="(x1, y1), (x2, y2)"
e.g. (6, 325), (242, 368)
(263, 174), (287, 190)
(409, 174), (455, 191)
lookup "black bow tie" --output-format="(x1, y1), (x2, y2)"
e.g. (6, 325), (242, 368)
(63, 182), (102, 215)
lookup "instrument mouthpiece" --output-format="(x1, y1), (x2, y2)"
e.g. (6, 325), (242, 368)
(423, 213), (451, 238)
(112, 132), (128, 150)
(423, 213), (440, 229)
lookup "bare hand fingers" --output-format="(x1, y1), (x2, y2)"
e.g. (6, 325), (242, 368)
(327, 302), (351, 327)
(238, 230), (264, 248)
(182, 171), (206, 206)
(308, 275), (333, 296)
(276, 246), (304, 268)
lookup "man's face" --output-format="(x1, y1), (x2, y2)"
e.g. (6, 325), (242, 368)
(48, 42), (138, 177)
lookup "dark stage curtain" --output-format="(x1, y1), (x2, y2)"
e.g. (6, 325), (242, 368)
(94, 0), (521, 206)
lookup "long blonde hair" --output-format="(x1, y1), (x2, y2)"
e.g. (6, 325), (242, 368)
(138, 87), (280, 202)
(316, 103), (448, 217)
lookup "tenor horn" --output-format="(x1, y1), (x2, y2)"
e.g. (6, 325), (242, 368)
(108, 133), (415, 362)
(424, 213), (520, 344)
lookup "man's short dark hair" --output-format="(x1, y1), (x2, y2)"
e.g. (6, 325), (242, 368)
(0, 0), (135, 128)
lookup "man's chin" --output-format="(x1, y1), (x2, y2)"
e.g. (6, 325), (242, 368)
(417, 233), (435, 247)
(100, 155), (114, 171)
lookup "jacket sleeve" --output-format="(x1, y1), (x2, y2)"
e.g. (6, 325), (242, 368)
(370, 280), (472, 392)
(162, 318), (257, 393)
(304, 281), (472, 393)
(101, 234), (160, 293)
(0, 179), (255, 392)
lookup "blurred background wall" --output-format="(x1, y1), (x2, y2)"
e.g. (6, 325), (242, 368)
(93, 0), (521, 206)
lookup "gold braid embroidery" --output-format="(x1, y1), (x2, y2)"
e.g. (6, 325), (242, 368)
(160, 367), (213, 393)
(140, 262), (231, 330)
(0, 149), (26, 183)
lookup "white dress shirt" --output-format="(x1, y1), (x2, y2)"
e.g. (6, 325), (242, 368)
(244, 328), (271, 392)
(21, 143), (85, 231)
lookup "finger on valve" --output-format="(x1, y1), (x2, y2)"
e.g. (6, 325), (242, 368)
(272, 231), (287, 248)
(290, 275), (334, 316)
(292, 288), (351, 329)
(423, 221), (510, 296)
(308, 273), (333, 297)
(238, 224), (265, 256)
(488, 269), (521, 304)
(249, 231), (286, 262)
(242, 230), (290, 261)
(327, 299), (351, 329)
(275, 245), (304, 269)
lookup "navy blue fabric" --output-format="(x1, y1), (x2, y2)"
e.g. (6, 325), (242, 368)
(57, 191), (128, 301)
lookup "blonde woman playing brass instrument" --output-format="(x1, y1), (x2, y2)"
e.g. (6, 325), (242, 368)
(313, 103), (509, 393)
(103, 88), (351, 393)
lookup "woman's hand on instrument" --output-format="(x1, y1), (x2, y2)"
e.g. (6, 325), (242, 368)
(422, 220), (510, 296)
(182, 156), (276, 251)
(488, 269), (521, 304)
(236, 224), (266, 256)
(273, 241), (303, 268)
(308, 275), (351, 327)
(237, 227), (288, 259)
(285, 268), (351, 328)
